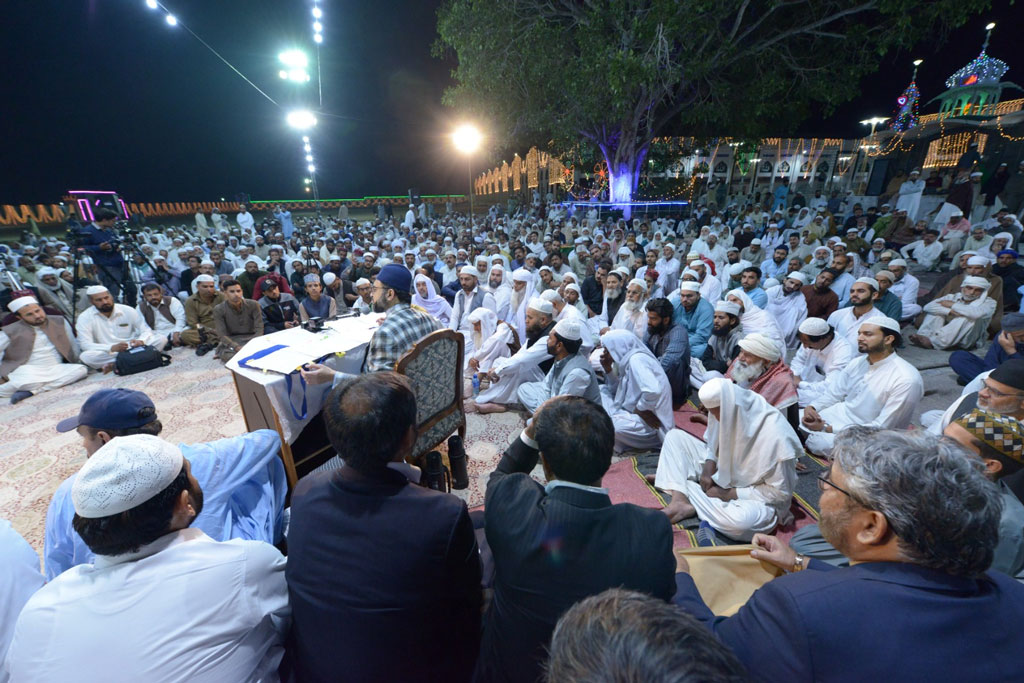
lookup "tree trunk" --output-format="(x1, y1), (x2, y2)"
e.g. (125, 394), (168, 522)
(596, 131), (649, 220)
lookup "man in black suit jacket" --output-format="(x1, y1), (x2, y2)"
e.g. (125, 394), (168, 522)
(475, 396), (676, 683)
(286, 372), (482, 683)
(673, 427), (1024, 683)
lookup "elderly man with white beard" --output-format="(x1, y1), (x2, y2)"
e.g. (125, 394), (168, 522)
(449, 266), (497, 354)
(508, 268), (533, 342)
(910, 276), (996, 351)
(597, 330), (675, 453)
(801, 246), (833, 280)
(471, 298), (557, 414)
(765, 271), (808, 351)
(654, 378), (801, 537)
(587, 270), (627, 336)
(887, 259), (921, 321)
(724, 332), (800, 429)
(655, 244), (682, 293)
(607, 279), (649, 338)
(791, 317), (855, 408)
(487, 265), (513, 320)
(464, 308), (514, 396)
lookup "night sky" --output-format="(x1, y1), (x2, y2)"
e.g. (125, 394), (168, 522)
(1, 0), (1019, 205)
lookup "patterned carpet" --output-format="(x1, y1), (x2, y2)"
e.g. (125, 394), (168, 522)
(0, 346), (526, 557)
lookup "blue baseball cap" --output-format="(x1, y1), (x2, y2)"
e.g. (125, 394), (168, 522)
(56, 388), (157, 433)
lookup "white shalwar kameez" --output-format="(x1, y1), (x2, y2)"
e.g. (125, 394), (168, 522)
(599, 330), (674, 453)
(918, 291), (996, 350)
(791, 334), (855, 407)
(464, 311), (513, 374)
(895, 178), (925, 220)
(801, 352), (923, 455)
(0, 322), (88, 399)
(764, 285), (807, 350)
(76, 304), (161, 369)
(726, 289), (785, 356)
(139, 298), (187, 349)
(476, 326), (552, 406)
(655, 382), (800, 541)
(610, 300), (648, 339)
(0, 519), (44, 666)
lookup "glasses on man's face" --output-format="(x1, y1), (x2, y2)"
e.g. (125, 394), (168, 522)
(817, 473), (858, 501)
(980, 380), (1024, 399)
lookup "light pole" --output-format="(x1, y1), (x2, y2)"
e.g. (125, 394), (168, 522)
(452, 123), (482, 222)
(855, 117), (888, 194)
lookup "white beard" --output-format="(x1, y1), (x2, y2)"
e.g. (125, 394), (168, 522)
(511, 288), (525, 312)
(472, 331), (482, 350)
(731, 359), (765, 387)
(621, 299), (639, 312)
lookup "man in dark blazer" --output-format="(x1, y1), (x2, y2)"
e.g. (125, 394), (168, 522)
(475, 396), (676, 683)
(285, 372), (482, 683)
(673, 427), (1024, 683)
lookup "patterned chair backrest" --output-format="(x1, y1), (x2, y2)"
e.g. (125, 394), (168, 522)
(395, 329), (466, 460)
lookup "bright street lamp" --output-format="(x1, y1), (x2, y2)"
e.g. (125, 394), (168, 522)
(278, 50), (308, 68)
(859, 117), (888, 136)
(312, 7), (322, 18)
(305, 154), (313, 162)
(313, 33), (323, 44)
(286, 110), (317, 130)
(452, 123), (483, 221)
(986, 22), (996, 30)
(145, 0), (158, 9)
(307, 164), (316, 173)
(165, 14), (177, 26)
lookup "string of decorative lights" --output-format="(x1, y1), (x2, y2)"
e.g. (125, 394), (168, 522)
(142, 1), (280, 108)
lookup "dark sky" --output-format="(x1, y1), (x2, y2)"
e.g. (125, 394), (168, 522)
(1, 0), (1020, 205)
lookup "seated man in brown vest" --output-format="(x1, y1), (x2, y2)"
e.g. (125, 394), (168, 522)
(137, 283), (186, 351)
(181, 274), (224, 353)
(0, 296), (88, 404)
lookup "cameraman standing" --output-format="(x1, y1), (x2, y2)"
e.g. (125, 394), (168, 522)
(79, 208), (131, 304)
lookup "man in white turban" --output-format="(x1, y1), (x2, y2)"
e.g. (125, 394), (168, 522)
(654, 379), (801, 539)
(910, 276), (996, 351)
(472, 298), (556, 413)
(608, 278), (649, 338)
(487, 264), (514, 320)
(724, 289), (784, 355)
(508, 268), (534, 342)
(597, 329), (674, 452)
(0, 297), (88, 403)
(764, 271), (808, 350)
(7, 434), (289, 681)
(517, 317), (601, 414)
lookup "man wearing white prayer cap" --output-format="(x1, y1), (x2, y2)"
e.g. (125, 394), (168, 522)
(654, 378), (801, 538)
(911, 275), (996, 350)
(886, 258), (921, 320)
(6, 434), (290, 681)
(76, 285), (162, 372)
(471, 297), (557, 413)
(826, 277), (884, 351)
(801, 316), (923, 455)
(180, 274), (225, 350)
(0, 296), (88, 403)
(449, 265), (497, 352)
(791, 317), (855, 408)
(516, 316), (600, 414)
(655, 243), (682, 292)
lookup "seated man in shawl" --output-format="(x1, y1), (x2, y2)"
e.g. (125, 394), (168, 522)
(412, 274), (452, 326)
(886, 259), (921, 321)
(725, 332), (799, 428)
(471, 298), (556, 414)
(724, 289), (785, 356)
(950, 312), (1024, 385)
(690, 300), (744, 390)
(654, 378), (801, 537)
(764, 271), (808, 351)
(927, 254), (1005, 336)
(588, 270), (627, 334)
(644, 298), (690, 406)
(801, 317), (923, 456)
(791, 317), (855, 408)
(464, 308), (514, 394)
(597, 330), (675, 453)
(517, 318), (600, 414)
(299, 273), (338, 322)
(910, 276), (996, 350)
(43, 388), (287, 579)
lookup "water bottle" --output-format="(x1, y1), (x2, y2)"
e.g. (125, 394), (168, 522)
(472, 373), (480, 395)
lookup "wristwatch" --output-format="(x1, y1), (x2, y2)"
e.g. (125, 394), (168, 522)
(792, 554), (806, 572)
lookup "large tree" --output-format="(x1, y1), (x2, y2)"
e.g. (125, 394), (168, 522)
(436, 0), (989, 216)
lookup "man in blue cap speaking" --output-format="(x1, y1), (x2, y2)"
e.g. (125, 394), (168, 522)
(42, 388), (288, 579)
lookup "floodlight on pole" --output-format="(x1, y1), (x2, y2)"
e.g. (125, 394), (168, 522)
(859, 116), (888, 136)
(302, 136), (309, 143)
(145, 0), (158, 9)
(913, 59), (923, 66)
(165, 14), (178, 26)
(308, 164), (316, 173)
(286, 110), (317, 130)
(312, 7), (322, 18)
(304, 144), (311, 152)
(278, 50), (308, 68)
(313, 22), (323, 33)
(304, 178), (312, 184)
(305, 154), (313, 162)
(452, 123), (483, 221)
(313, 33), (323, 44)
(986, 22), (996, 30)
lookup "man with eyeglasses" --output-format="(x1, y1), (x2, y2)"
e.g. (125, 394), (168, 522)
(672, 427), (1024, 681)
(300, 264), (440, 385)
(930, 359), (1024, 436)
